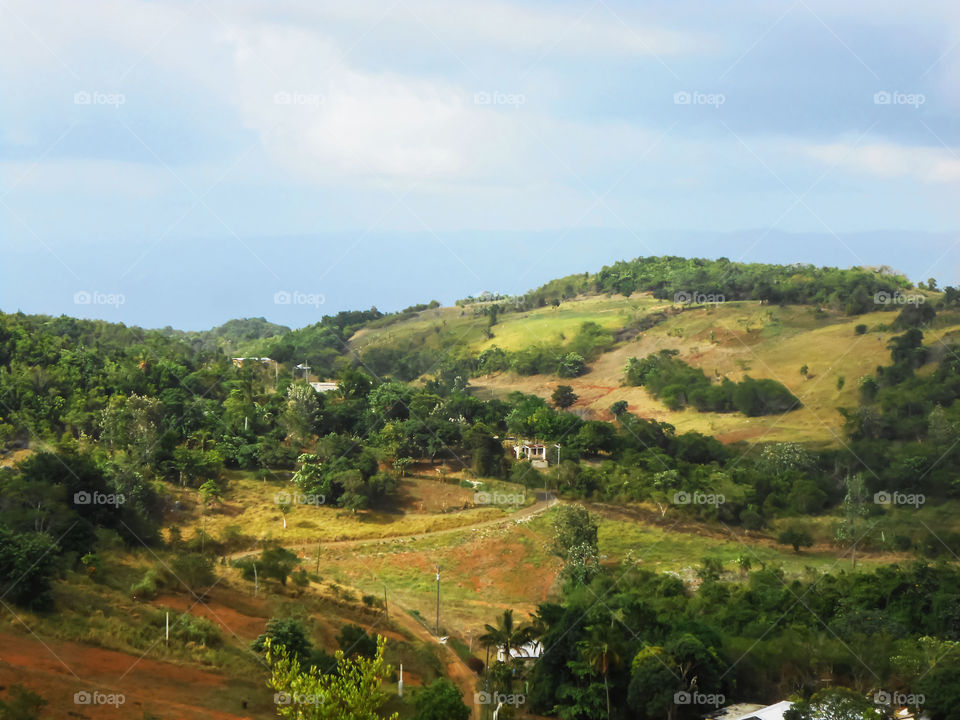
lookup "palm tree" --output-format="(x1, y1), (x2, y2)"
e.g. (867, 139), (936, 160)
(579, 625), (621, 720)
(479, 609), (535, 664)
(478, 610), (538, 719)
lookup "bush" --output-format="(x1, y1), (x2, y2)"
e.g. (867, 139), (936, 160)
(167, 612), (221, 647)
(337, 624), (377, 659)
(855, 323), (868, 335)
(130, 568), (164, 600)
(778, 526), (814, 553)
(413, 678), (471, 720)
(171, 553), (215, 594)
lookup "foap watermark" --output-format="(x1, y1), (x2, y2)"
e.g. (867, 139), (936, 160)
(74, 490), (125, 507)
(875, 491), (925, 509)
(274, 490), (325, 507)
(74, 90), (126, 107)
(274, 290), (325, 308)
(875, 690), (925, 708)
(674, 90), (725, 108)
(674, 290), (725, 305)
(275, 692), (324, 707)
(74, 690), (125, 708)
(874, 291), (925, 306)
(74, 290), (125, 308)
(475, 692), (525, 707)
(273, 90), (324, 107)
(674, 490), (724, 507)
(674, 690), (725, 708)
(874, 90), (925, 108)
(474, 91), (525, 108)
(475, 490), (525, 506)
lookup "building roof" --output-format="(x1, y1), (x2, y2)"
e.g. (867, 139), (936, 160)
(729, 701), (793, 720)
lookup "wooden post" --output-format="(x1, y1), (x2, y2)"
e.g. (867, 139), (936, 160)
(435, 567), (440, 636)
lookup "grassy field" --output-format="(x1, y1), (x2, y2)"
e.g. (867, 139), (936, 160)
(401, 294), (947, 446)
(171, 471), (529, 549)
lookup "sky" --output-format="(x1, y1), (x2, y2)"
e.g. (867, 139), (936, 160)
(1, 0), (959, 329)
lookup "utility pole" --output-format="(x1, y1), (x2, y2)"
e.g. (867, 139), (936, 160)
(435, 566), (441, 636)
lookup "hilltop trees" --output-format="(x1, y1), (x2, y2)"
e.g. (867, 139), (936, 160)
(624, 351), (800, 416)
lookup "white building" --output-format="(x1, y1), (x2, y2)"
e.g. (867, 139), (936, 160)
(496, 641), (543, 664)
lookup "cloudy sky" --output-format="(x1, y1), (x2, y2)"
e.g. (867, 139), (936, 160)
(2, 0), (959, 328)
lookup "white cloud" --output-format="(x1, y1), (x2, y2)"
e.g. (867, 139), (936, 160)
(805, 141), (960, 183)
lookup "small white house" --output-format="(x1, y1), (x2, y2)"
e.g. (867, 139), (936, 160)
(309, 381), (339, 393)
(232, 357), (274, 367)
(497, 641), (543, 664)
(513, 443), (547, 460)
(727, 701), (793, 720)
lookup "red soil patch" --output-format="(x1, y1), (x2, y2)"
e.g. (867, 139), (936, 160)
(0, 631), (257, 719)
(152, 594), (269, 640)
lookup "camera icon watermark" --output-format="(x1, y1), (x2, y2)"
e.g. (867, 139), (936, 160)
(274, 491), (325, 507)
(874, 690), (925, 707)
(674, 290), (725, 305)
(274, 692), (323, 706)
(674, 690), (725, 707)
(273, 90), (324, 107)
(674, 90), (725, 108)
(475, 490), (525, 506)
(473, 90), (525, 108)
(873, 90), (925, 108)
(73, 290), (125, 308)
(873, 291), (925, 306)
(74, 690), (125, 707)
(74, 490), (126, 507)
(874, 490), (925, 509)
(475, 692), (525, 707)
(273, 290), (325, 308)
(673, 491), (724, 507)
(74, 90), (126, 107)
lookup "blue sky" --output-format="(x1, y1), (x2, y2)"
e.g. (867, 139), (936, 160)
(2, 0), (959, 329)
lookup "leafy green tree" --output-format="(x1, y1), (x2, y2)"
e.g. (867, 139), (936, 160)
(579, 624), (622, 720)
(258, 546), (299, 586)
(253, 618), (314, 664)
(557, 352), (587, 378)
(552, 385), (578, 409)
(412, 679), (470, 720)
(836, 474), (871, 568)
(264, 634), (398, 720)
(281, 383), (319, 445)
(337, 624), (378, 659)
(627, 646), (678, 720)
(778, 526), (814, 553)
(552, 505), (599, 560)
(0, 526), (60, 609)
(609, 400), (629, 418)
(0, 684), (47, 720)
(784, 687), (881, 720)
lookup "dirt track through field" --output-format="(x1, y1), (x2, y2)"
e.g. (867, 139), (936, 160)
(228, 493), (559, 719)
